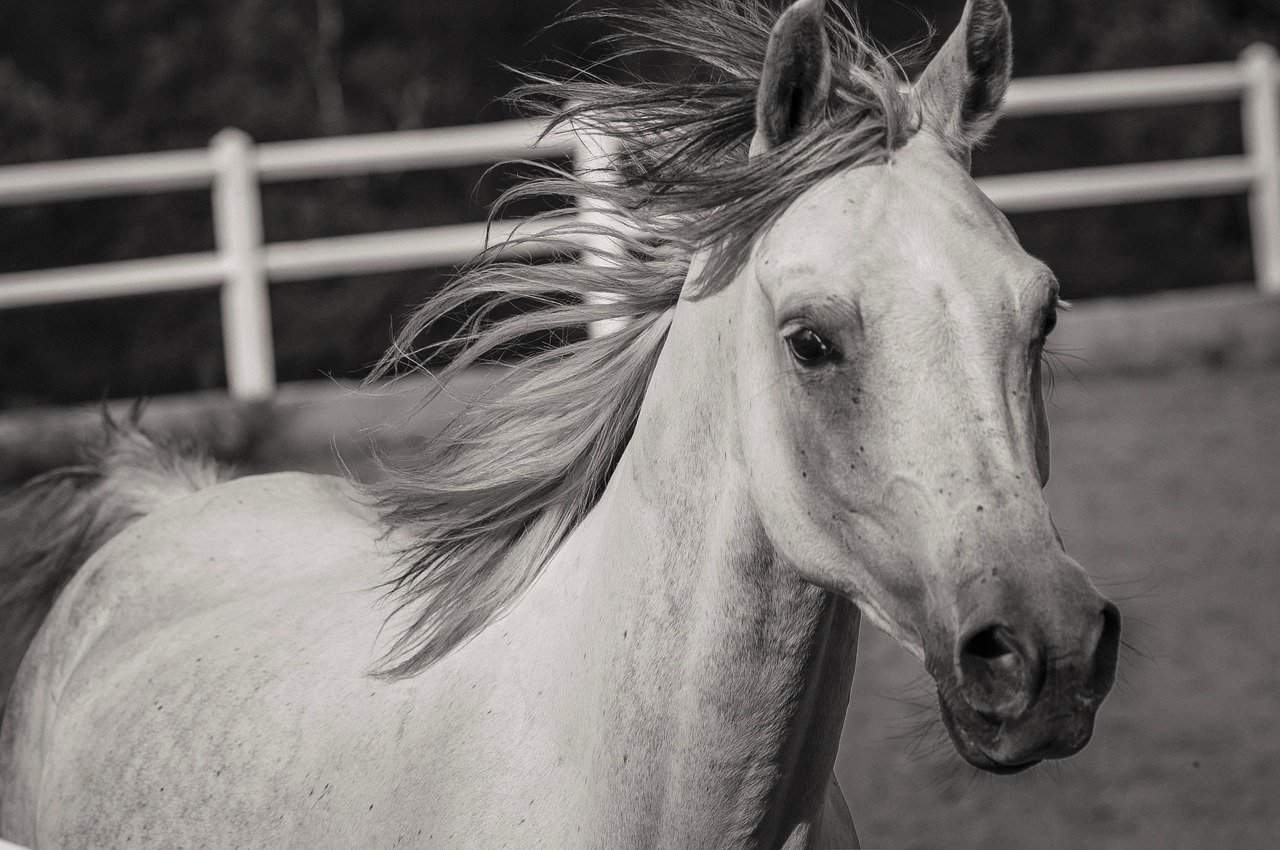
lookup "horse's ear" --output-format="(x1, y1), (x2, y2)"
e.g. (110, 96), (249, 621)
(913, 0), (1012, 166)
(751, 0), (832, 156)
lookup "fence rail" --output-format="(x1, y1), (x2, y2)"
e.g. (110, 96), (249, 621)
(1, 48), (1278, 399)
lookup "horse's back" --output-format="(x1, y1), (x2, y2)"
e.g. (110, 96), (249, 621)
(0, 472), (478, 847)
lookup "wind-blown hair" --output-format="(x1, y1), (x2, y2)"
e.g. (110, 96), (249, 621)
(369, 0), (918, 676)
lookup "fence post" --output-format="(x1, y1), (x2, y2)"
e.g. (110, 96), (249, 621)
(1242, 44), (1280, 295)
(572, 123), (627, 338)
(211, 128), (275, 399)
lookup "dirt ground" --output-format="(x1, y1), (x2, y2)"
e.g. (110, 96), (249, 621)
(837, 365), (1280, 849)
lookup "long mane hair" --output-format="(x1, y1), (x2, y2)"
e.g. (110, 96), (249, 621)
(368, 0), (917, 676)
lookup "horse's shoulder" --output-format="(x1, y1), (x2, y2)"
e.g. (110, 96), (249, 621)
(17, 470), (400, 732)
(31, 472), (394, 700)
(96, 471), (387, 577)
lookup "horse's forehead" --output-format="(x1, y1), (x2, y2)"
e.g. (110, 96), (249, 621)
(760, 135), (1030, 308)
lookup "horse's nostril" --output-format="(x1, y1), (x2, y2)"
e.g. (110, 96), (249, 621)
(957, 624), (1041, 720)
(1090, 602), (1122, 695)
(962, 625), (1016, 661)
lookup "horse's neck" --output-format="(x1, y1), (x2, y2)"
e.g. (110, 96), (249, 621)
(548, 278), (860, 845)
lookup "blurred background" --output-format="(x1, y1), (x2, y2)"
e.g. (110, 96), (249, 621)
(1, 1), (1278, 847)
(1, 0), (1278, 404)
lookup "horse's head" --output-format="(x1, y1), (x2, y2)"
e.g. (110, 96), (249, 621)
(737, 0), (1119, 774)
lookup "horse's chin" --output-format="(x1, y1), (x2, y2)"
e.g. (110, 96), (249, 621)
(935, 693), (1087, 775)
(971, 756), (1041, 776)
(950, 739), (1043, 775)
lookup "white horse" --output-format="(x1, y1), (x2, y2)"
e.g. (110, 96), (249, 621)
(0, 1), (1120, 847)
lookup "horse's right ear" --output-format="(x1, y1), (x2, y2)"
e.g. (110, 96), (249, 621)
(751, 0), (832, 156)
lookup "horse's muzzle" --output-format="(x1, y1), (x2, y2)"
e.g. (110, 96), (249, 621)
(932, 600), (1121, 772)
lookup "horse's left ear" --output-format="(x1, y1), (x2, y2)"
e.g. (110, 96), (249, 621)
(914, 0), (1012, 167)
(751, 0), (832, 156)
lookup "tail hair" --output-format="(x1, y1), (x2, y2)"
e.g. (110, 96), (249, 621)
(0, 410), (230, 721)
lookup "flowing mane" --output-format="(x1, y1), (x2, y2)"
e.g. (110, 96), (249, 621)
(369, 0), (918, 676)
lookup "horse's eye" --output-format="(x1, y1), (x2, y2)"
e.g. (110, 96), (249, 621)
(785, 327), (834, 365)
(1041, 305), (1058, 339)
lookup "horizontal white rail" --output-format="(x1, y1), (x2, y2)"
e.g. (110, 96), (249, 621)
(263, 216), (576, 282)
(0, 217), (582, 307)
(0, 119), (567, 205)
(0, 252), (225, 308)
(0, 149), (216, 205)
(1002, 62), (1255, 116)
(978, 155), (1257, 212)
(0, 47), (1277, 398)
(3, 61), (1275, 206)
(256, 119), (570, 182)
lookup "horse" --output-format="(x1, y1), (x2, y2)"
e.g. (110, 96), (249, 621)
(0, 1), (1121, 846)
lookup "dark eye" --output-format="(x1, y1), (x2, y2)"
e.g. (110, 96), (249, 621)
(785, 327), (835, 365)
(1040, 304), (1058, 339)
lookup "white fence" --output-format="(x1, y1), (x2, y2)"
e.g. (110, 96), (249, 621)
(1, 46), (1278, 400)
